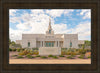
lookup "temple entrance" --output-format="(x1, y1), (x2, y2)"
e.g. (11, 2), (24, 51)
(45, 41), (54, 47)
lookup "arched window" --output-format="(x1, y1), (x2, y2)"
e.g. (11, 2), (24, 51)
(28, 42), (30, 47)
(70, 42), (72, 47)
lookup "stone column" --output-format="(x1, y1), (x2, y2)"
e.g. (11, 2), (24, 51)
(55, 41), (57, 47)
(58, 41), (59, 47)
(43, 41), (45, 47)
(40, 41), (42, 47)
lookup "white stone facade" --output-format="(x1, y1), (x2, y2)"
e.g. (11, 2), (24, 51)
(21, 34), (78, 49)
(16, 18), (79, 49)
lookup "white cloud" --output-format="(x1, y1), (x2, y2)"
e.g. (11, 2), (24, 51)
(46, 9), (64, 18)
(16, 22), (31, 30)
(10, 17), (21, 23)
(79, 9), (91, 19)
(46, 9), (74, 18)
(9, 28), (23, 41)
(71, 21), (91, 40)
(63, 9), (74, 16)
(9, 9), (91, 41)
(9, 9), (18, 16)
(52, 24), (67, 34)
(31, 9), (44, 15)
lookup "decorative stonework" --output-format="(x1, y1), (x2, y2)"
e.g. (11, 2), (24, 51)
(39, 47), (61, 55)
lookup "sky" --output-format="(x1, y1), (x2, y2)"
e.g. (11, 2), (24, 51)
(9, 9), (91, 41)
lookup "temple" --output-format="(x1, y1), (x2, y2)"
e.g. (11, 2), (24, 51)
(16, 17), (78, 49)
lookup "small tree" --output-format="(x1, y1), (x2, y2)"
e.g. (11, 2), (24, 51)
(11, 41), (16, 45)
(84, 40), (91, 48)
(9, 39), (11, 44)
(82, 44), (85, 49)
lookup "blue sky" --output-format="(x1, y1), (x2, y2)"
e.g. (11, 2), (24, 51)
(9, 9), (91, 41)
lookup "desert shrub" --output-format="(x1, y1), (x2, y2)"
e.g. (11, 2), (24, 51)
(86, 49), (91, 52)
(17, 49), (21, 52)
(61, 48), (67, 51)
(36, 55), (40, 57)
(12, 55), (17, 57)
(26, 55), (34, 59)
(52, 56), (58, 59)
(9, 48), (12, 51)
(70, 52), (76, 55)
(17, 56), (24, 58)
(79, 49), (86, 54)
(12, 48), (16, 51)
(75, 51), (80, 55)
(18, 50), (34, 55)
(33, 51), (39, 55)
(22, 50), (29, 55)
(81, 51), (86, 54)
(27, 53), (33, 55)
(67, 55), (74, 59)
(87, 56), (91, 58)
(75, 49), (79, 51)
(18, 52), (25, 56)
(59, 55), (64, 57)
(48, 55), (53, 57)
(21, 48), (25, 51)
(41, 56), (47, 59)
(78, 54), (85, 59)
(61, 51), (66, 55)
(66, 52), (71, 55)
(32, 48), (38, 50)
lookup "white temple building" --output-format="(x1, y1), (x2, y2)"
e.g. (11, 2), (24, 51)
(16, 18), (79, 49)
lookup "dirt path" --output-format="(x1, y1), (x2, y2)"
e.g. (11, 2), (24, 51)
(9, 59), (91, 64)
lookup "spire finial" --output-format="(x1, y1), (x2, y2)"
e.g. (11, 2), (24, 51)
(49, 16), (51, 26)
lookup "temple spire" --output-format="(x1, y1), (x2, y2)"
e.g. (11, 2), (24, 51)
(48, 16), (52, 30)
(46, 16), (54, 35)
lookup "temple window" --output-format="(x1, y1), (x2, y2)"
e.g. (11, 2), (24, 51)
(28, 42), (30, 47)
(70, 42), (72, 47)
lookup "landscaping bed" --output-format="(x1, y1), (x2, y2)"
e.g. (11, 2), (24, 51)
(9, 48), (91, 59)
(9, 51), (90, 59)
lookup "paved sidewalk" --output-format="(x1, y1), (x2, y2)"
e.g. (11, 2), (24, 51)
(9, 59), (91, 64)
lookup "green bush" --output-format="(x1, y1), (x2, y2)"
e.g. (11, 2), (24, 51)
(61, 51), (66, 55)
(78, 54), (85, 59)
(86, 49), (91, 52)
(79, 49), (86, 54)
(67, 55), (74, 59)
(48, 55), (53, 57)
(41, 56), (47, 59)
(52, 56), (58, 59)
(26, 55), (34, 59)
(17, 56), (24, 58)
(18, 52), (25, 55)
(12, 55), (17, 57)
(87, 56), (91, 58)
(61, 48), (67, 50)
(27, 52), (33, 55)
(12, 48), (16, 51)
(36, 55), (40, 57)
(17, 49), (20, 52)
(33, 50), (39, 55)
(59, 55), (64, 57)
(21, 48), (25, 51)
(9, 48), (12, 51)
(32, 48), (38, 50)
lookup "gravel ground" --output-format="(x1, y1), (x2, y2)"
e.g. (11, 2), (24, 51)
(9, 59), (91, 64)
